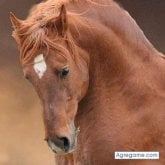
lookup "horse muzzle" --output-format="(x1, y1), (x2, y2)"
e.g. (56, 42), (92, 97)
(46, 127), (80, 155)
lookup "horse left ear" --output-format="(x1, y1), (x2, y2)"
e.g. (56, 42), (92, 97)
(10, 12), (23, 30)
(56, 5), (68, 37)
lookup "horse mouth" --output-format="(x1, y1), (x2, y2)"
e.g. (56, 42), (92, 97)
(48, 140), (77, 155)
(47, 127), (80, 155)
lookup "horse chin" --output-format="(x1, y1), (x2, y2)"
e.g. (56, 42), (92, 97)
(52, 146), (77, 156)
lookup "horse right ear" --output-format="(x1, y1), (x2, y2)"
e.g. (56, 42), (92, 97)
(10, 12), (23, 29)
(56, 5), (68, 37)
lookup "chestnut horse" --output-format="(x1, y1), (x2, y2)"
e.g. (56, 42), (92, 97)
(10, 0), (165, 164)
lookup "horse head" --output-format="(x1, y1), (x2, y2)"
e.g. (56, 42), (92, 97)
(10, 5), (89, 155)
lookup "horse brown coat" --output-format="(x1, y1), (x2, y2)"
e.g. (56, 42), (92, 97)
(10, 0), (165, 164)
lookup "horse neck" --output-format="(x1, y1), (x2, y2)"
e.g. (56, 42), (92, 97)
(73, 23), (154, 87)
(70, 23), (128, 122)
(69, 4), (160, 116)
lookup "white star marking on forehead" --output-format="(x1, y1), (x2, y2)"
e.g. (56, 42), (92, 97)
(33, 54), (47, 79)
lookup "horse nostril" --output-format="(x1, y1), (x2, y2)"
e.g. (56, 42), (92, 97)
(49, 136), (70, 152)
(59, 137), (70, 152)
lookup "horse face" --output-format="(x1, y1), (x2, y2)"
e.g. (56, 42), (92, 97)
(23, 47), (89, 154)
(11, 4), (89, 155)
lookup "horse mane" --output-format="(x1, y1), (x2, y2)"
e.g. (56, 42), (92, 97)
(12, 0), (159, 65)
(12, 0), (91, 65)
(12, 0), (117, 65)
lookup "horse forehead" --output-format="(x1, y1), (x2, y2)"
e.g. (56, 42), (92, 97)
(33, 54), (47, 79)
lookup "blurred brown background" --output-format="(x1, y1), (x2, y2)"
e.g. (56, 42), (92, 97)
(0, 0), (165, 165)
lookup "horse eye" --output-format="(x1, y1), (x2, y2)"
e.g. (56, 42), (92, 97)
(60, 67), (69, 78)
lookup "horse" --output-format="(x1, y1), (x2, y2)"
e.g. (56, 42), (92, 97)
(10, 0), (165, 164)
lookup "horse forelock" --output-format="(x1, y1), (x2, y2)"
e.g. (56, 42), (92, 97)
(13, 0), (118, 66)
(14, 0), (85, 66)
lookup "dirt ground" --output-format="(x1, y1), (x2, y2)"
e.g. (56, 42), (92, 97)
(0, 0), (165, 165)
